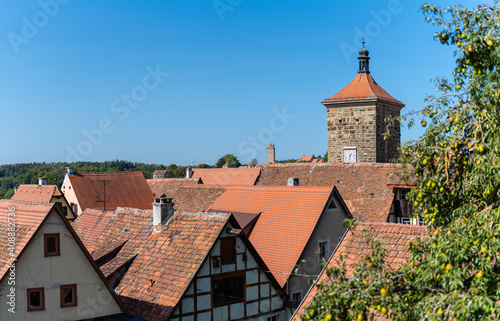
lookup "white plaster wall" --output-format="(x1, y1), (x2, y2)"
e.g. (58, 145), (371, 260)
(0, 210), (123, 320)
(61, 175), (81, 217)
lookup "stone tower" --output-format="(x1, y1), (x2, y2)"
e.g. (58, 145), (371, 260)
(322, 42), (404, 163)
(267, 144), (275, 164)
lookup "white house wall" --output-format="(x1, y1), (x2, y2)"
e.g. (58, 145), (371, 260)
(170, 222), (287, 321)
(0, 210), (123, 320)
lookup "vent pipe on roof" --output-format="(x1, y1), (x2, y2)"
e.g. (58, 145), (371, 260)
(67, 167), (74, 176)
(287, 178), (300, 186)
(152, 196), (175, 233)
(186, 166), (193, 179)
(38, 177), (48, 186)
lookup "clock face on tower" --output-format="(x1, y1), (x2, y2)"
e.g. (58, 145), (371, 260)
(343, 147), (357, 163)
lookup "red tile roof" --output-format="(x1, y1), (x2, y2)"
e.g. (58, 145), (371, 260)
(191, 168), (262, 185)
(208, 185), (335, 287)
(147, 178), (201, 198)
(322, 73), (404, 107)
(293, 222), (428, 320)
(68, 171), (154, 211)
(73, 208), (232, 321)
(297, 155), (316, 163)
(11, 184), (62, 203)
(172, 185), (226, 213)
(258, 163), (411, 222)
(0, 200), (53, 279)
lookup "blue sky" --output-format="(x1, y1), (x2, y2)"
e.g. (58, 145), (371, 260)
(0, 0), (486, 166)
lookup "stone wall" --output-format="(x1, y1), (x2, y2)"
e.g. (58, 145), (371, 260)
(326, 101), (400, 163)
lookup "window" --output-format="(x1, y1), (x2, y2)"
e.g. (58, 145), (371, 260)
(327, 200), (337, 209)
(220, 238), (236, 264)
(292, 291), (302, 303)
(318, 240), (329, 264)
(213, 275), (244, 305)
(267, 315), (280, 321)
(44, 233), (60, 257)
(398, 189), (411, 200)
(60, 284), (77, 307)
(27, 288), (45, 311)
(71, 203), (78, 216)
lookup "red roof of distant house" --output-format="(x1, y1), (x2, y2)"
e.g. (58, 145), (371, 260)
(147, 178), (201, 198)
(11, 184), (62, 203)
(258, 163), (411, 222)
(322, 73), (404, 107)
(297, 155), (316, 163)
(190, 168), (262, 186)
(172, 185), (226, 213)
(209, 185), (336, 287)
(68, 171), (154, 211)
(292, 222), (428, 320)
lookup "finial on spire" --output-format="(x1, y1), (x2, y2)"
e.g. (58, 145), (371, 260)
(358, 40), (370, 74)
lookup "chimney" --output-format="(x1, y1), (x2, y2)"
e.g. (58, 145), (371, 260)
(67, 167), (74, 176)
(38, 177), (48, 186)
(186, 166), (193, 178)
(267, 144), (275, 164)
(152, 195), (175, 233)
(14, 186), (18, 194)
(287, 177), (300, 186)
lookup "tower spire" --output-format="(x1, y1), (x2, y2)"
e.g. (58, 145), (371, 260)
(358, 39), (370, 73)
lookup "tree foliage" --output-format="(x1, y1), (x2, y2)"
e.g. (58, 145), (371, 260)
(215, 154), (241, 168)
(302, 3), (500, 320)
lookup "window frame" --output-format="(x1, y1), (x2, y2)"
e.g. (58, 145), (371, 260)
(291, 290), (303, 303)
(44, 233), (60, 257)
(267, 314), (281, 321)
(60, 284), (78, 308)
(212, 273), (245, 306)
(220, 237), (236, 264)
(27, 287), (45, 312)
(318, 239), (329, 264)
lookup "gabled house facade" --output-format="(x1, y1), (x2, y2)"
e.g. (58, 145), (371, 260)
(208, 185), (352, 307)
(11, 182), (76, 221)
(0, 200), (129, 320)
(72, 203), (291, 321)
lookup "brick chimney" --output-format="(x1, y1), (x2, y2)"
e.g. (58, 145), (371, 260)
(38, 177), (48, 186)
(152, 194), (175, 233)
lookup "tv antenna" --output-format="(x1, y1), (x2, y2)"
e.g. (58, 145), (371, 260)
(96, 179), (111, 211)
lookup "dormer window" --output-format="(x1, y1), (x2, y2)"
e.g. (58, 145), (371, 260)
(44, 233), (60, 257)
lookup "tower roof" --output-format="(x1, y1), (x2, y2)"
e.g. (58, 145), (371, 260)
(322, 72), (404, 107)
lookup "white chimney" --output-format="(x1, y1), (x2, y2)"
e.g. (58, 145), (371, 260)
(38, 177), (48, 186)
(287, 178), (299, 186)
(152, 195), (175, 233)
(14, 186), (18, 194)
(67, 167), (74, 176)
(186, 166), (193, 178)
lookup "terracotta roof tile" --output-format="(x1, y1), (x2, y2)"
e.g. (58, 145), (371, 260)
(297, 155), (316, 163)
(11, 184), (62, 203)
(322, 73), (404, 107)
(68, 171), (154, 211)
(73, 208), (229, 321)
(293, 222), (428, 320)
(191, 168), (262, 185)
(147, 178), (201, 198)
(0, 200), (53, 279)
(208, 185), (333, 287)
(172, 185), (226, 213)
(258, 163), (411, 222)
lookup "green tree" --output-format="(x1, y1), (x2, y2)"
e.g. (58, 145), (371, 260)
(302, 3), (500, 320)
(216, 154), (241, 168)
